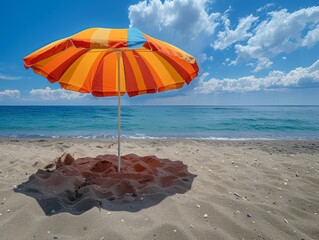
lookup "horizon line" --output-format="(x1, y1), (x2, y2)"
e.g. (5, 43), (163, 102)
(1, 104), (319, 107)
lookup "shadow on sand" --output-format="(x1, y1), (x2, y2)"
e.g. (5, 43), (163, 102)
(14, 153), (196, 215)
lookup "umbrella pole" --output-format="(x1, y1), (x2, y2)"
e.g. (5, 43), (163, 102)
(117, 51), (121, 173)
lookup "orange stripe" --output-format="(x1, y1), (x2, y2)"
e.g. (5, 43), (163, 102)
(71, 28), (96, 48)
(143, 34), (195, 62)
(32, 47), (87, 83)
(24, 38), (69, 67)
(108, 29), (128, 48)
(79, 51), (106, 92)
(58, 50), (103, 92)
(92, 51), (127, 96)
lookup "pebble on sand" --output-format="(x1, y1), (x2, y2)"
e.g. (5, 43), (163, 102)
(234, 192), (241, 198)
(204, 214), (208, 218)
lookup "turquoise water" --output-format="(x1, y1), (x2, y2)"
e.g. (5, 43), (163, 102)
(0, 106), (319, 140)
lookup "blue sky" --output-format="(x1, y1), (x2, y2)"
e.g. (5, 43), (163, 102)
(0, 0), (318, 105)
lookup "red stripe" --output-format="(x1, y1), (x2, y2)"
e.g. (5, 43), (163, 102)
(71, 39), (91, 48)
(133, 50), (157, 93)
(121, 52), (139, 96)
(91, 51), (114, 93)
(156, 52), (194, 84)
(92, 57), (105, 92)
(23, 40), (72, 67)
(108, 41), (127, 48)
(92, 91), (125, 97)
(191, 62), (199, 80)
(47, 49), (88, 83)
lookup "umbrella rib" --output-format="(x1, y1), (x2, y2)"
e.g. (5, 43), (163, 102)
(117, 51), (121, 173)
(68, 38), (76, 48)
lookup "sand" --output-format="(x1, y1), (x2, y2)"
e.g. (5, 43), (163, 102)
(0, 139), (318, 240)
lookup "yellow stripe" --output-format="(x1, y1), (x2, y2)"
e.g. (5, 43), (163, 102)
(108, 29), (128, 47)
(90, 28), (111, 48)
(32, 47), (81, 75)
(59, 50), (103, 91)
(72, 28), (96, 40)
(81, 51), (105, 91)
(138, 52), (184, 86)
(117, 52), (126, 93)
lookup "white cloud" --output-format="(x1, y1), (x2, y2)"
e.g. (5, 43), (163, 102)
(0, 73), (21, 80)
(302, 27), (319, 48)
(30, 87), (85, 100)
(193, 59), (319, 93)
(199, 72), (210, 81)
(128, 0), (220, 54)
(253, 58), (273, 72)
(198, 53), (207, 63)
(233, 7), (319, 71)
(198, 53), (213, 63)
(213, 14), (258, 50)
(257, 3), (275, 13)
(0, 90), (20, 98)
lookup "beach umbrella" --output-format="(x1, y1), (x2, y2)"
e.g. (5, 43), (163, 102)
(23, 28), (199, 173)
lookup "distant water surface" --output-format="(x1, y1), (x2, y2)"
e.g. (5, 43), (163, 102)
(0, 106), (318, 140)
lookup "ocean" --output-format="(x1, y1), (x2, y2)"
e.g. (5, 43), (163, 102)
(0, 106), (318, 140)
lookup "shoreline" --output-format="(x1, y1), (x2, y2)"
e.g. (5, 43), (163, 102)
(2, 137), (319, 141)
(0, 139), (318, 239)
(1, 138), (319, 154)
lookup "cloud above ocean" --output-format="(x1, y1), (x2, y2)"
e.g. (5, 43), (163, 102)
(0, 89), (20, 98)
(30, 87), (85, 100)
(194, 59), (319, 93)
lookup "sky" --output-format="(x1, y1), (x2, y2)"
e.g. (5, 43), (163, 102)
(0, 0), (319, 105)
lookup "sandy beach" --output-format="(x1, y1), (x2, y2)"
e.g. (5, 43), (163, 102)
(0, 139), (318, 240)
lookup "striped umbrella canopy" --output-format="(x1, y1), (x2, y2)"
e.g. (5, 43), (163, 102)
(23, 27), (199, 172)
